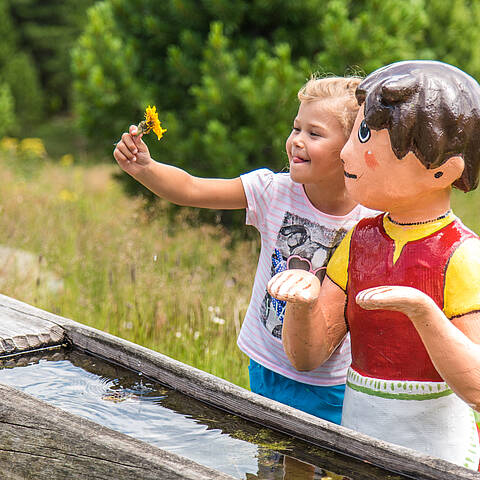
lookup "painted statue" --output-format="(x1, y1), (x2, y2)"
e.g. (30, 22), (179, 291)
(267, 60), (480, 470)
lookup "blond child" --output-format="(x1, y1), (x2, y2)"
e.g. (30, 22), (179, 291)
(113, 77), (377, 424)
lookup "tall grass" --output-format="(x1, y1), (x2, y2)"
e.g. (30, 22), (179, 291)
(451, 187), (480, 233)
(1, 141), (479, 392)
(0, 151), (257, 389)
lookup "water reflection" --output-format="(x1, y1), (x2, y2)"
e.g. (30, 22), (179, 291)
(0, 349), (407, 480)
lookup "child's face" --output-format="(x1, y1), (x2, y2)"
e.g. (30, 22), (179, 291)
(341, 108), (449, 212)
(286, 100), (347, 186)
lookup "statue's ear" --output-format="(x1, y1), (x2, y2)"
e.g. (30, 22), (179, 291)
(431, 156), (465, 187)
(381, 74), (418, 104)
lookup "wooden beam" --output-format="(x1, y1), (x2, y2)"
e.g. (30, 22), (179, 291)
(0, 383), (235, 480)
(0, 309), (64, 356)
(0, 293), (479, 480)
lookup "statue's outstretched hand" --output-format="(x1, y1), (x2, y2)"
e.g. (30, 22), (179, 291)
(356, 285), (438, 321)
(267, 269), (320, 304)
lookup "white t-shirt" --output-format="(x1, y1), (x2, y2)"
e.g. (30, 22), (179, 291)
(238, 168), (378, 386)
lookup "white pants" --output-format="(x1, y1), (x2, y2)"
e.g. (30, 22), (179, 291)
(341, 368), (480, 470)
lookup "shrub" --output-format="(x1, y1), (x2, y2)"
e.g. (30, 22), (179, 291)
(72, 0), (480, 192)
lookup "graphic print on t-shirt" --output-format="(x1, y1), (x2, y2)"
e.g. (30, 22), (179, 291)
(261, 212), (347, 339)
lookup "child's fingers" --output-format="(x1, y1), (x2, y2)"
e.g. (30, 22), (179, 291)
(128, 124), (148, 151)
(113, 149), (131, 165)
(115, 140), (137, 161)
(119, 131), (138, 154)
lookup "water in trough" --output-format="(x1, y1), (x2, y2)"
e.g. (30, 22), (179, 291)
(0, 348), (412, 480)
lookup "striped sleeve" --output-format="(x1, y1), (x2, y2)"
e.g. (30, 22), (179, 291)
(240, 168), (275, 229)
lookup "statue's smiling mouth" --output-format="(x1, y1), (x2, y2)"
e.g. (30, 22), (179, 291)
(344, 170), (358, 179)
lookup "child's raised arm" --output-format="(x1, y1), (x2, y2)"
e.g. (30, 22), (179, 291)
(113, 125), (247, 210)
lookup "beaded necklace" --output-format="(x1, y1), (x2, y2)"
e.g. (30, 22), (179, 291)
(387, 210), (452, 226)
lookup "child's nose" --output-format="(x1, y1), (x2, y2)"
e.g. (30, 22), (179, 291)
(292, 133), (305, 147)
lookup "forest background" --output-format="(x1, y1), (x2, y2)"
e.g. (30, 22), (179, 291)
(1, 0), (480, 389)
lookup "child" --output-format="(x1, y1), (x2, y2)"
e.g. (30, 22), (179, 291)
(113, 76), (377, 424)
(268, 61), (480, 469)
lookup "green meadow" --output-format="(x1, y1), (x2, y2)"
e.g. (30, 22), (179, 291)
(0, 138), (258, 389)
(0, 136), (479, 391)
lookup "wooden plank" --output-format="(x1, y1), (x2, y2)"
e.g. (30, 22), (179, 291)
(0, 349), (394, 480)
(0, 293), (479, 480)
(0, 308), (64, 356)
(0, 383), (235, 480)
(0, 348), (405, 480)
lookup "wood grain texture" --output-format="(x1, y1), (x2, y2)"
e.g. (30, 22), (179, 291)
(0, 293), (478, 479)
(0, 383), (235, 480)
(0, 307), (64, 356)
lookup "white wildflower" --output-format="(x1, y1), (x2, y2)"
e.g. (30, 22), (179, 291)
(212, 316), (225, 325)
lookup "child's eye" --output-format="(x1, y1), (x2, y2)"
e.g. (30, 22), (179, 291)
(358, 120), (371, 143)
(292, 127), (300, 132)
(310, 132), (321, 137)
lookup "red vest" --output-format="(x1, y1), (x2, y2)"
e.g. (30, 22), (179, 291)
(346, 214), (477, 381)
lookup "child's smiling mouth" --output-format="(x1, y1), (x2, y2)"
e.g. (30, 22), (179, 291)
(292, 155), (310, 164)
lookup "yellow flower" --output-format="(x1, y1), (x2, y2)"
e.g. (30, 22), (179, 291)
(0, 137), (18, 153)
(138, 105), (167, 140)
(60, 154), (74, 167)
(58, 189), (78, 202)
(20, 138), (47, 158)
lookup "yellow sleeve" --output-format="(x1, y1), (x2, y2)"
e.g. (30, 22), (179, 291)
(326, 227), (354, 291)
(444, 237), (480, 318)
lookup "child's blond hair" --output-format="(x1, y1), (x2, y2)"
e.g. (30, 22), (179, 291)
(297, 76), (362, 139)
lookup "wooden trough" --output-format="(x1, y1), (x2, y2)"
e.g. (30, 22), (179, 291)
(0, 292), (479, 480)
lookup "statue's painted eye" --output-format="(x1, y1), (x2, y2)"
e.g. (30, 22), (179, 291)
(358, 120), (371, 143)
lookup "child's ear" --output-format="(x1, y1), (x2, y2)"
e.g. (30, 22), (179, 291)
(431, 156), (465, 187)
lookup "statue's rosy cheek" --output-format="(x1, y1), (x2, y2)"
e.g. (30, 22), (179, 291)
(364, 150), (378, 169)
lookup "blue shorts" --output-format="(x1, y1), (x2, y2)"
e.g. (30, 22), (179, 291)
(248, 359), (345, 425)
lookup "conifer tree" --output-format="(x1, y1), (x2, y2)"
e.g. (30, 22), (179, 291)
(8, 0), (96, 114)
(0, 0), (42, 130)
(72, 0), (480, 183)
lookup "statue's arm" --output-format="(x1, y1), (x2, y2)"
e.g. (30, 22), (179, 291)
(268, 270), (348, 371)
(357, 286), (480, 410)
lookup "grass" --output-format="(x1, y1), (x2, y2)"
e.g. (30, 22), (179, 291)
(0, 130), (479, 394)
(451, 187), (480, 232)
(0, 149), (257, 389)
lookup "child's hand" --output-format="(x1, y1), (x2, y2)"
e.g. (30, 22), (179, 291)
(267, 269), (320, 304)
(113, 125), (152, 174)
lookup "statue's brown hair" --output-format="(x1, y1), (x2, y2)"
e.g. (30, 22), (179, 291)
(356, 61), (480, 192)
